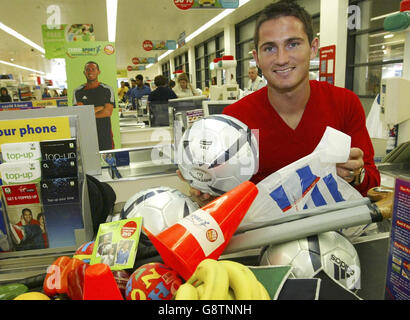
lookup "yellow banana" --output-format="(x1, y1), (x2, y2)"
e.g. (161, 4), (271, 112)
(187, 259), (229, 300)
(219, 260), (254, 300)
(174, 283), (199, 300)
(227, 288), (236, 300)
(198, 283), (235, 300)
(241, 265), (261, 300)
(196, 284), (204, 299)
(257, 281), (271, 300)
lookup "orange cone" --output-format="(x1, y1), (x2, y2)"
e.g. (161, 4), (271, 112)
(144, 181), (258, 280)
(83, 264), (123, 300)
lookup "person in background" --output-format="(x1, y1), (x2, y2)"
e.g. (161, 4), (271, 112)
(247, 66), (266, 91)
(130, 74), (151, 110)
(118, 81), (129, 103)
(116, 241), (132, 265)
(173, 73), (199, 98)
(123, 82), (130, 102)
(72, 61), (116, 151)
(148, 75), (177, 103)
(124, 79), (136, 106)
(37, 213), (49, 248)
(60, 88), (68, 97)
(169, 80), (176, 89)
(0, 87), (12, 102)
(178, 0), (380, 206)
(42, 88), (51, 98)
(9, 208), (45, 251)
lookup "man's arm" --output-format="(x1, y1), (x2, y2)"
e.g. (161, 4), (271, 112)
(95, 103), (114, 118)
(337, 92), (380, 196)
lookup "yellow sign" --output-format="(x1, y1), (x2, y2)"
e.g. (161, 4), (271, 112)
(0, 117), (71, 149)
(117, 69), (128, 78)
(32, 100), (57, 108)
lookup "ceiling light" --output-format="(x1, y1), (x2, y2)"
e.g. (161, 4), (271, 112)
(369, 31), (390, 38)
(0, 60), (45, 74)
(0, 22), (45, 54)
(370, 11), (400, 21)
(106, 0), (118, 42)
(152, 0), (251, 68)
(384, 34), (394, 39)
(185, 0), (250, 43)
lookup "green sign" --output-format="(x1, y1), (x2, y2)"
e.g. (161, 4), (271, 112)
(41, 24), (67, 59)
(90, 218), (143, 270)
(65, 42), (121, 150)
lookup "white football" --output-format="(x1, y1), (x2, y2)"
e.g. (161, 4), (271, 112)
(259, 231), (361, 291)
(177, 114), (259, 196)
(120, 186), (199, 235)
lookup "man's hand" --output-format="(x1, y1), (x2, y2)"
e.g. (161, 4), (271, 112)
(336, 147), (364, 184)
(176, 169), (216, 207)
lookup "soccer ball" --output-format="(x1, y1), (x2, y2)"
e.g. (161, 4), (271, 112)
(120, 186), (199, 236)
(125, 262), (183, 300)
(259, 231), (361, 291)
(177, 114), (259, 196)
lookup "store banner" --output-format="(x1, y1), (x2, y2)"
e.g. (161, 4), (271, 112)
(41, 24), (67, 59)
(385, 177), (410, 300)
(319, 45), (336, 85)
(117, 69), (128, 78)
(174, 0), (239, 10)
(177, 31), (186, 48)
(127, 65), (146, 71)
(0, 117), (71, 149)
(142, 40), (177, 51)
(67, 24), (95, 42)
(0, 102), (33, 111)
(65, 42), (121, 151)
(131, 57), (156, 65)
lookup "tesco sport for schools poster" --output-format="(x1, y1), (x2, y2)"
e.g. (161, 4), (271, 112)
(65, 41), (121, 151)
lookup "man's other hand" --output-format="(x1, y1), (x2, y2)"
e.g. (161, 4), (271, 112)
(176, 169), (216, 207)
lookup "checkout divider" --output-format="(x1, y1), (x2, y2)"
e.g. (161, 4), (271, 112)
(0, 99), (404, 300)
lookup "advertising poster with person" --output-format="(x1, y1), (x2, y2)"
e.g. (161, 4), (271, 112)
(65, 42), (121, 151)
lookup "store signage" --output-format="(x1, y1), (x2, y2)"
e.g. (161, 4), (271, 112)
(127, 65), (146, 71)
(177, 32), (186, 48)
(174, 0), (239, 10)
(0, 102), (34, 111)
(319, 45), (336, 85)
(142, 40), (177, 51)
(131, 57), (156, 65)
(67, 24), (95, 42)
(41, 24), (67, 59)
(65, 41), (121, 150)
(385, 177), (410, 300)
(0, 117), (71, 149)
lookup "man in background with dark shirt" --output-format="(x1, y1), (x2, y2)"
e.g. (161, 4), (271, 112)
(73, 61), (115, 150)
(148, 75), (177, 102)
(130, 74), (151, 110)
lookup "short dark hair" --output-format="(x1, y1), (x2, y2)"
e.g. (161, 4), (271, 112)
(84, 61), (100, 70)
(22, 208), (32, 215)
(254, 0), (314, 52)
(154, 75), (167, 87)
(135, 74), (143, 81)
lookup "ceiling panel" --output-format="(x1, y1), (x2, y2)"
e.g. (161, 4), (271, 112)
(0, 0), (280, 81)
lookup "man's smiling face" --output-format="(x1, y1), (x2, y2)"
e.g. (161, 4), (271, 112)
(253, 16), (318, 94)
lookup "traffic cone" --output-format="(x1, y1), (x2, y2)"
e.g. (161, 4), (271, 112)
(144, 181), (258, 280)
(83, 264), (123, 300)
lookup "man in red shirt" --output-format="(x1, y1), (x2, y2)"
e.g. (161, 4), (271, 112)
(179, 0), (380, 205)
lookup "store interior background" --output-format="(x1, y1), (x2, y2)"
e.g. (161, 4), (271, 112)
(0, 0), (408, 301)
(0, 0), (405, 116)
